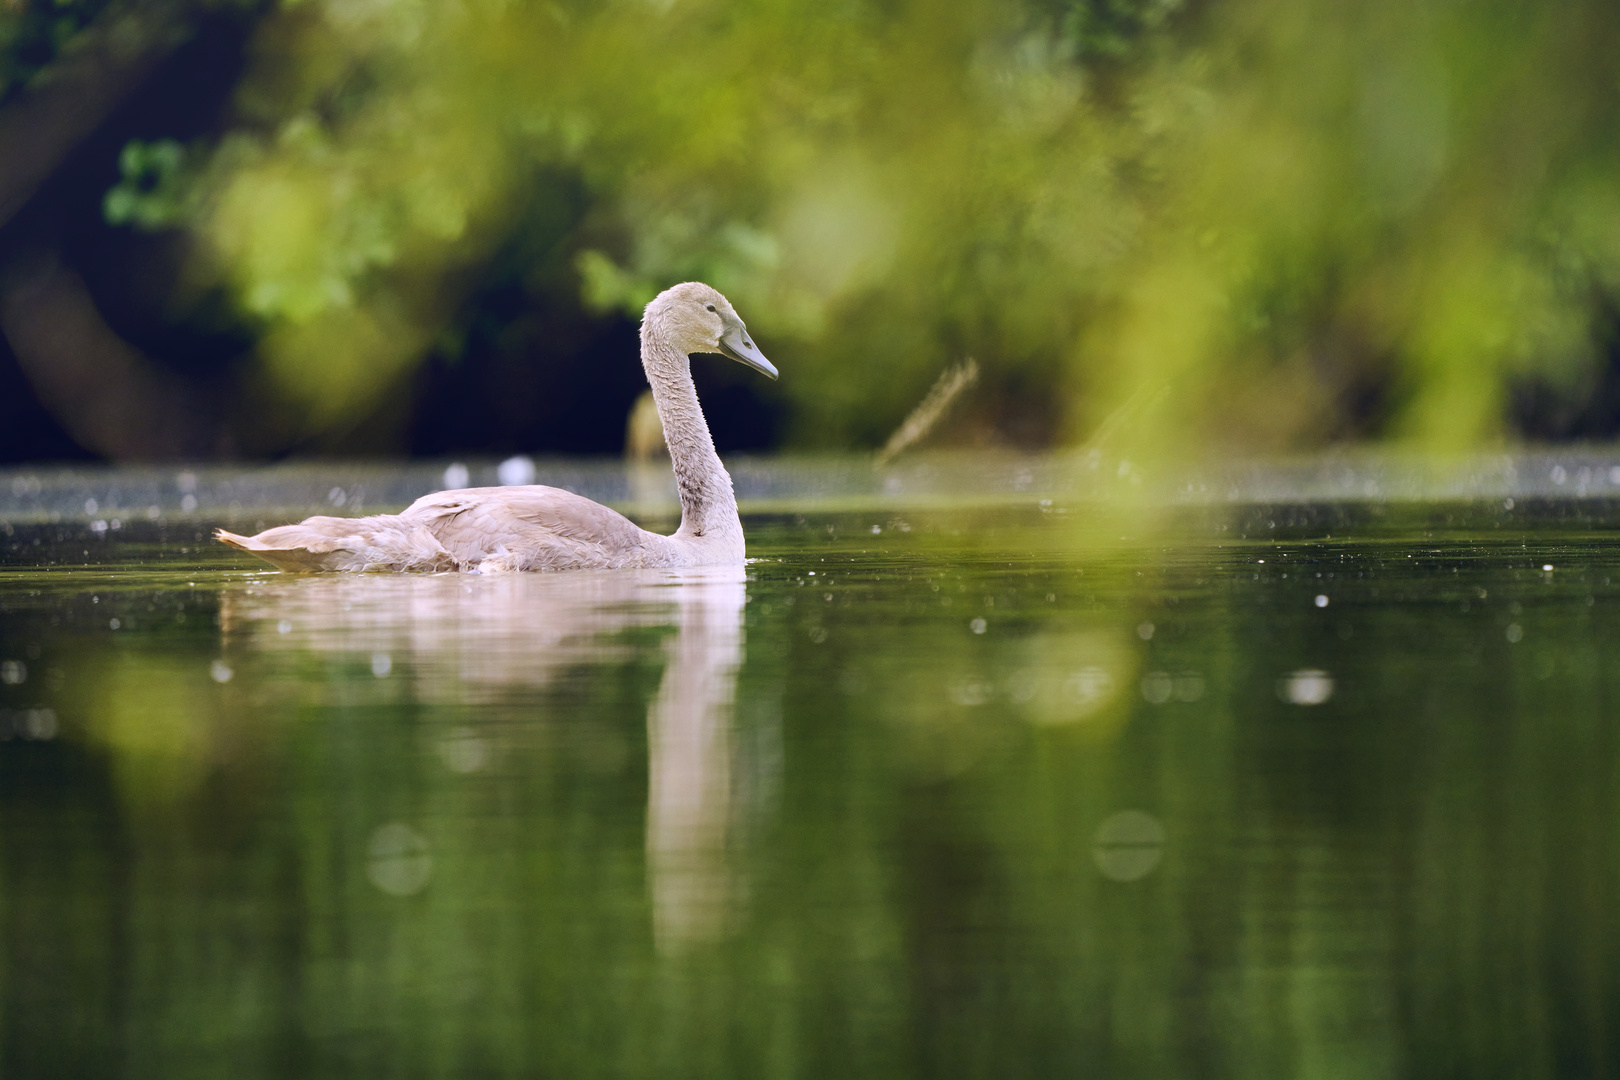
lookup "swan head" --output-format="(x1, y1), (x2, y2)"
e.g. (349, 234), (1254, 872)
(644, 282), (778, 380)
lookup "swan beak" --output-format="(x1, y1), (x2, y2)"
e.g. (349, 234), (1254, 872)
(719, 325), (778, 380)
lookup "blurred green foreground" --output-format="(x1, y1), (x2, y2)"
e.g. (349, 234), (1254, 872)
(4, 0), (1620, 460)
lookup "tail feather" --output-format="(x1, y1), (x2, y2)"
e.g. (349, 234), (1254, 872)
(215, 515), (457, 573)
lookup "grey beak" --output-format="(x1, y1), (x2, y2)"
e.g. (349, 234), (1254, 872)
(718, 324), (778, 380)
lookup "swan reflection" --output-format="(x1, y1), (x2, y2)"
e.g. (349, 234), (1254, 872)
(219, 566), (749, 951)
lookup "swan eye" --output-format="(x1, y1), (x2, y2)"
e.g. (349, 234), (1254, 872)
(706, 304), (716, 312)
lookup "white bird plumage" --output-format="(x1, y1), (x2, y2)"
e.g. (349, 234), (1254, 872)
(216, 282), (777, 572)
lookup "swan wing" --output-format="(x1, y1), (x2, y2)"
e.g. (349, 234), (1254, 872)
(216, 516), (458, 572)
(403, 486), (665, 569)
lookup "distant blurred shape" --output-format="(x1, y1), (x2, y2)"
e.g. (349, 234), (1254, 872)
(0, 251), (216, 459)
(1092, 810), (1165, 882)
(441, 462), (470, 489)
(496, 455), (536, 486)
(877, 359), (979, 465)
(625, 390), (677, 519)
(624, 390), (665, 461)
(366, 823), (432, 897)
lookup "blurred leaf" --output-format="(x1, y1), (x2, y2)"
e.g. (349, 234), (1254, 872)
(107, 0), (1620, 453)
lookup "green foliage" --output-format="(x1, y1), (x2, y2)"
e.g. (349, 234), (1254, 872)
(104, 138), (193, 228)
(0, 0), (116, 105)
(107, 0), (1620, 454)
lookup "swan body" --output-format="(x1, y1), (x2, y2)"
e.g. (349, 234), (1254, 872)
(217, 282), (777, 572)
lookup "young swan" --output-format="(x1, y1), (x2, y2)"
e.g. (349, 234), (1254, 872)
(216, 282), (777, 572)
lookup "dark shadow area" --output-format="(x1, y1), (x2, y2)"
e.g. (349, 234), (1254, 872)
(0, 3), (260, 463)
(1512, 305), (1620, 441)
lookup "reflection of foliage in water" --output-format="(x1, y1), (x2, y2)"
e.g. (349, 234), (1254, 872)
(84, 0), (1620, 454)
(4, 510), (1620, 1073)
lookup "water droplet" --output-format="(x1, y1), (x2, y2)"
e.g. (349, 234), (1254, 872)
(1314, 594), (1329, 608)
(210, 660), (233, 683)
(970, 618), (987, 634)
(1093, 811), (1165, 882)
(1506, 623), (1524, 643)
(1064, 667), (1114, 707)
(442, 462), (470, 489)
(1004, 670), (1037, 703)
(439, 728), (488, 774)
(1173, 672), (1205, 702)
(1136, 621), (1154, 640)
(949, 680), (995, 706)
(367, 823), (432, 896)
(22, 708), (57, 740)
(1278, 669), (1333, 705)
(1141, 671), (1173, 704)
(371, 653), (392, 678)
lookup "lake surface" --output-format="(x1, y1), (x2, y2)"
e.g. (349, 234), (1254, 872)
(3, 456), (1620, 1078)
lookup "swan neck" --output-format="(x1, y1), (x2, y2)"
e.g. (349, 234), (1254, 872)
(641, 337), (738, 543)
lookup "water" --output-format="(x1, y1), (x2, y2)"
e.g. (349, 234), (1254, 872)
(3, 462), (1620, 1077)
